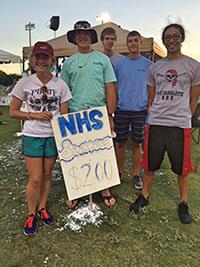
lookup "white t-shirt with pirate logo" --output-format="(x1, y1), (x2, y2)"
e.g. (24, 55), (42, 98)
(148, 55), (200, 128)
(11, 73), (72, 137)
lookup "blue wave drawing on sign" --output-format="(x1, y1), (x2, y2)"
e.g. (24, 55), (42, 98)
(59, 136), (113, 163)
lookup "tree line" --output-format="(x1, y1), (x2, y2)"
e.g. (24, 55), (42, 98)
(0, 70), (21, 87)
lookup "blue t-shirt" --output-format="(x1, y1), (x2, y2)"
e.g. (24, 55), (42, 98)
(115, 55), (152, 111)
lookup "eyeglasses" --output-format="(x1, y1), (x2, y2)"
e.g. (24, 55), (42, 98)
(74, 21), (91, 30)
(164, 34), (182, 42)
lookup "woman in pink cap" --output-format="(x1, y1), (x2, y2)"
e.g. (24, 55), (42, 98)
(10, 41), (72, 236)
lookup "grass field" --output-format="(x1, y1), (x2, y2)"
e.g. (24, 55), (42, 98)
(0, 106), (200, 267)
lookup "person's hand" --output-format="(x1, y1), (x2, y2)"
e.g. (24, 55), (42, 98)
(33, 111), (53, 121)
(39, 111), (53, 120)
(146, 105), (151, 114)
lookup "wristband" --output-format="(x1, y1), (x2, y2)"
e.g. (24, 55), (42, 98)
(108, 113), (115, 118)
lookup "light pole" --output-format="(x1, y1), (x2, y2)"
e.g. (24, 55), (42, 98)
(25, 22), (35, 47)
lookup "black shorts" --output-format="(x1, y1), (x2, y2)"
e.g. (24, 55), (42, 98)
(141, 125), (193, 176)
(114, 108), (147, 144)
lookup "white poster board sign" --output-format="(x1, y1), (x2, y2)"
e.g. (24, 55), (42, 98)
(52, 106), (120, 200)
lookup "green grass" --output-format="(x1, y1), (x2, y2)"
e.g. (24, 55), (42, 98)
(0, 106), (21, 143)
(0, 107), (200, 267)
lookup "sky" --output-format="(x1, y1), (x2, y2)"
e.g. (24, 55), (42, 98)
(0, 0), (200, 65)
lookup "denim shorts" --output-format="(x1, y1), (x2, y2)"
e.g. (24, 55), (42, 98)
(22, 135), (58, 158)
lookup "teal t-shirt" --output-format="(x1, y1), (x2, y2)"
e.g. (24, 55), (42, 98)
(61, 50), (116, 112)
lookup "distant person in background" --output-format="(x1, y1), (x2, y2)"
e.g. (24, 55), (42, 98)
(101, 27), (125, 66)
(50, 57), (58, 76)
(10, 41), (72, 236)
(61, 20), (117, 208)
(129, 24), (200, 224)
(26, 55), (36, 75)
(114, 31), (152, 189)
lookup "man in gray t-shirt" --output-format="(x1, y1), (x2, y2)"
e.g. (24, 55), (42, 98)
(148, 55), (200, 128)
(129, 23), (200, 224)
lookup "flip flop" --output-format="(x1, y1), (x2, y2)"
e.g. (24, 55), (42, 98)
(101, 193), (116, 207)
(65, 199), (79, 210)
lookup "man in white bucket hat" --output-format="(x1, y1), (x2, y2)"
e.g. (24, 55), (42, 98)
(61, 20), (117, 208)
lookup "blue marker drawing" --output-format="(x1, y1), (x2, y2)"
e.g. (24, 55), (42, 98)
(57, 109), (104, 138)
(59, 136), (113, 163)
(58, 114), (77, 137)
(95, 163), (103, 182)
(89, 109), (103, 130)
(75, 111), (92, 133)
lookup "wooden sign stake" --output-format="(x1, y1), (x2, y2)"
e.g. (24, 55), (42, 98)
(89, 194), (93, 211)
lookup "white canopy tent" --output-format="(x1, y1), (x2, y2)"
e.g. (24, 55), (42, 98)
(0, 49), (21, 64)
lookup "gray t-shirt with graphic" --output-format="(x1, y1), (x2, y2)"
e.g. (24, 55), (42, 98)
(148, 55), (200, 128)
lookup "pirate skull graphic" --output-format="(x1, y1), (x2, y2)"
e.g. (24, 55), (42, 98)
(166, 69), (178, 87)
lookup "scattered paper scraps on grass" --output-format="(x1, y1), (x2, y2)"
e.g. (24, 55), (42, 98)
(14, 132), (22, 137)
(56, 202), (103, 232)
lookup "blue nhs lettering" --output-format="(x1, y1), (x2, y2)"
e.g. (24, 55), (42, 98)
(58, 109), (103, 137)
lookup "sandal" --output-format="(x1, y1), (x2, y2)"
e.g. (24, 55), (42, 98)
(101, 192), (116, 207)
(66, 199), (79, 210)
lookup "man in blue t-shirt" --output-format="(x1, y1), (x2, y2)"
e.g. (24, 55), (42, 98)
(114, 30), (152, 189)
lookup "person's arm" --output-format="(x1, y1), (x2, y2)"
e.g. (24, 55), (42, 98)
(9, 96), (52, 121)
(60, 61), (70, 85)
(106, 82), (116, 114)
(190, 85), (200, 115)
(60, 101), (68, 115)
(147, 85), (156, 113)
(105, 82), (116, 131)
(59, 78), (72, 115)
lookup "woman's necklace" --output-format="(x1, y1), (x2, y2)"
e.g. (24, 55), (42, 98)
(75, 51), (92, 69)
